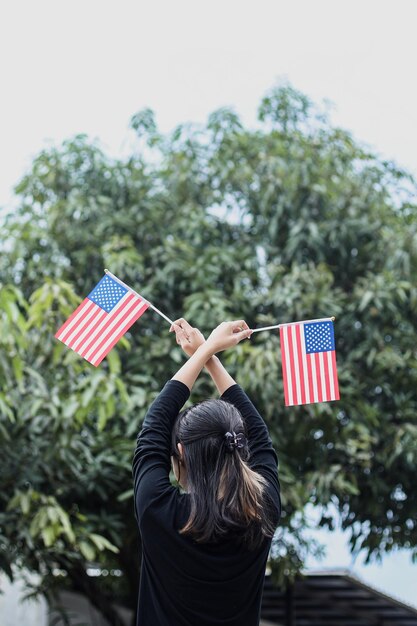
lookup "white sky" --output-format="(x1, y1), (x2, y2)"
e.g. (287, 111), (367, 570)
(1, 0), (416, 608)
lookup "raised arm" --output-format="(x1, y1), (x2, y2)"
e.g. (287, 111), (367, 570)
(171, 318), (280, 515)
(134, 320), (253, 520)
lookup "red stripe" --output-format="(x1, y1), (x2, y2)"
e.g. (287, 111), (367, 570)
(76, 309), (108, 356)
(280, 327), (290, 406)
(79, 293), (136, 358)
(66, 306), (103, 349)
(59, 300), (95, 344)
(87, 295), (142, 363)
(315, 353), (323, 403)
(92, 302), (149, 366)
(306, 354), (314, 403)
(295, 324), (306, 405)
(323, 351), (331, 402)
(288, 327), (298, 406)
(332, 350), (340, 400)
(55, 299), (90, 340)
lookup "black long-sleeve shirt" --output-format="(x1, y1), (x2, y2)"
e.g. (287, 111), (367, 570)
(133, 380), (281, 626)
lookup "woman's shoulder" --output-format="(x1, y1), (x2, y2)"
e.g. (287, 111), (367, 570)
(140, 487), (190, 527)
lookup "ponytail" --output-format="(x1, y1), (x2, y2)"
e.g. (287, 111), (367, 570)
(172, 400), (276, 549)
(236, 455), (267, 521)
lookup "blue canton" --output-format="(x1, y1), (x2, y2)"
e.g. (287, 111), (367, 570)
(304, 321), (335, 354)
(87, 275), (128, 313)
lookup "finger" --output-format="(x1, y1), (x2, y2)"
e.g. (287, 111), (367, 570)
(170, 318), (185, 332)
(233, 328), (253, 343)
(170, 323), (184, 337)
(175, 325), (190, 345)
(230, 320), (249, 333)
(171, 322), (190, 337)
(177, 318), (194, 334)
(173, 324), (186, 337)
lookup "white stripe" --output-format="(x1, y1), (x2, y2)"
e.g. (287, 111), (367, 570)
(300, 326), (310, 404)
(282, 326), (293, 406)
(327, 351), (335, 400)
(80, 293), (133, 359)
(291, 324), (302, 405)
(71, 308), (107, 351)
(64, 305), (102, 346)
(318, 351), (327, 401)
(56, 300), (94, 341)
(310, 353), (318, 403)
(90, 300), (148, 364)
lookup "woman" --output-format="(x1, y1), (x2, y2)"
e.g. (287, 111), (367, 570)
(133, 319), (281, 626)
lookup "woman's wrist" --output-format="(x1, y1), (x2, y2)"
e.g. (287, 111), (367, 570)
(172, 342), (215, 390)
(203, 353), (236, 395)
(194, 341), (216, 362)
(205, 354), (220, 371)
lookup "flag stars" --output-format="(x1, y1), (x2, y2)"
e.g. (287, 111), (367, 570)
(88, 275), (128, 312)
(304, 321), (335, 353)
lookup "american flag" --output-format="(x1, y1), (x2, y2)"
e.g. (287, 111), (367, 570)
(279, 320), (340, 406)
(55, 274), (149, 366)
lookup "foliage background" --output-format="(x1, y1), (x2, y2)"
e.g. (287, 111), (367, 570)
(1, 85), (416, 625)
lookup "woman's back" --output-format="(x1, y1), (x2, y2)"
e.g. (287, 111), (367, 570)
(139, 488), (272, 626)
(134, 376), (280, 626)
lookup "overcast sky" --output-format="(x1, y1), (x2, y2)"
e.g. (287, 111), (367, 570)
(1, 0), (416, 607)
(2, 0), (417, 208)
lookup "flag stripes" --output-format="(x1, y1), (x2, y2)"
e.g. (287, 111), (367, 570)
(279, 322), (340, 406)
(55, 288), (149, 366)
(56, 273), (341, 405)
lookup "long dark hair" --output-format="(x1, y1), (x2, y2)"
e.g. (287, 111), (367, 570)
(171, 399), (276, 549)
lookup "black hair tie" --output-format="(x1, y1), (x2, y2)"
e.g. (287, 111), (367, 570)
(224, 431), (247, 452)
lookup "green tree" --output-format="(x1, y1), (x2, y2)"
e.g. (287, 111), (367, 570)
(1, 84), (416, 623)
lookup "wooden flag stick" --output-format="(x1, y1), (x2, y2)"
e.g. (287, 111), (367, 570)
(104, 269), (174, 326)
(251, 316), (335, 333)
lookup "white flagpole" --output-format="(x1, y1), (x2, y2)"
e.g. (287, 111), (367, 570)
(250, 324), (281, 333)
(104, 269), (174, 326)
(251, 316), (335, 333)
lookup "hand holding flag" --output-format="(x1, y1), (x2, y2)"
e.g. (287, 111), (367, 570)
(55, 271), (340, 406)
